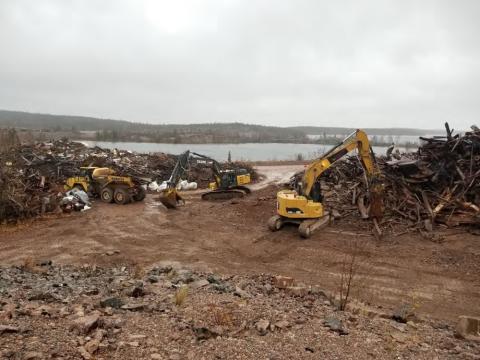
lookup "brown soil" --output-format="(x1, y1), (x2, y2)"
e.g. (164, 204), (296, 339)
(1, 185), (479, 324)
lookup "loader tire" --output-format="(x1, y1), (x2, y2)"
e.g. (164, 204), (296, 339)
(100, 187), (114, 203)
(114, 187), (130, 205)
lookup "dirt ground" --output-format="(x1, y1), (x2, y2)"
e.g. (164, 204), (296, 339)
(1, 165), (479, 324)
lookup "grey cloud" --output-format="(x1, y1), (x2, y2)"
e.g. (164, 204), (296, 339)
(1, 0), (479, 128)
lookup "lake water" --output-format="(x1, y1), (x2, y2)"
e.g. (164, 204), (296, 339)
(79, 140), (412, 161)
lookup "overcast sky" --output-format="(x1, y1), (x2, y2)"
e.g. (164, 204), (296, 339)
(1, 0), (479, 128)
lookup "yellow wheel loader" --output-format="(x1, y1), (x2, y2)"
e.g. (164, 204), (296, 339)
(65, 167), (146, 205)
(268, 129), (383, 238)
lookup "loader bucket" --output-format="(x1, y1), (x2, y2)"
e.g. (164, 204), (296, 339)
(159, 188), (183, 209)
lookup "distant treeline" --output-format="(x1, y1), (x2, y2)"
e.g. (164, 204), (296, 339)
(0, 109), (443, 145)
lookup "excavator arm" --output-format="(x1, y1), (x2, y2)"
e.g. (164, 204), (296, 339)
(159, 150), (190, 209)
(301, 129), (380, 199)
(166, 150), (190, 188)
(191, 152), (222, 180)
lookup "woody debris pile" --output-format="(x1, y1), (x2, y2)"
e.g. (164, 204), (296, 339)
(0, 137), (256, 223)
(321, 123), (480, 234)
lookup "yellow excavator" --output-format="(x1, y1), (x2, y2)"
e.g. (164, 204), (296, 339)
(268, 129), (383, 238)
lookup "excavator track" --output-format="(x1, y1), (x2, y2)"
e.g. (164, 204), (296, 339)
(201, 188), (248, 201)
(298, 215), (330, 238)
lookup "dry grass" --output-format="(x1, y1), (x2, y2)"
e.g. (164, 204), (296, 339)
(174, 285), (189, 306)
(337, 238), (369, 311)
(22, 256), (36, 272)
(208, 304), (234, 326)
(132, 263), (145, 279)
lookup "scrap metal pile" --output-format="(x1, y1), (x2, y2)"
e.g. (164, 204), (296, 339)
(0, 139), (256, 223)
(321, 123), (480, 234)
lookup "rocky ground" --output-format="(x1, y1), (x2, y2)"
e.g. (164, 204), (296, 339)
(0, 261), (479, 360)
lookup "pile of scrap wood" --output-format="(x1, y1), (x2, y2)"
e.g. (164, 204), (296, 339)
(0, 139), (257, 223)
(321, 123), (480, 233)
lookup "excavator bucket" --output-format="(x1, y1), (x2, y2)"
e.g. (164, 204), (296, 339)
(159, 188), (183, 209)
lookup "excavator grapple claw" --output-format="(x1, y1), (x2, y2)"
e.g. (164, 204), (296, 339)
(159, 189), (184, 209)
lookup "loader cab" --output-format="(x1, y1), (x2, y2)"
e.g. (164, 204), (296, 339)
(65, 167), (98, 192)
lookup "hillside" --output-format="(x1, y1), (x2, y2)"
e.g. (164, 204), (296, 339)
(0, 109), (443, 144)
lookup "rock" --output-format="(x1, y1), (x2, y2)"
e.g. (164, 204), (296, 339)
(390, 322), (407, 332)
(193, 326), (220, 341)
(121, 303), (145, 311)
(407, 320), (418, 329)
(0, 325), (19, 335)
(255, 319), (270, 335)
(77, 346), (91, 360)
(105, 250), (120, 256)
(190, 279), (210, 289)
(71, 313), (100, 335)
(390, 331), (408, 343)
(172, 270), (195, 284)
(212, 283), (231, 293)
(310, 285), (328, 298)
(153, 265), (173, 274)
(1, 350), (16, 358)
(147, 275), (159, 283)
(207, 274), (221, 284)
(273, 276), (294, 289)
(23, 352), (44, 360)
(129, 282), (145, 297)
(128, 341), (140, 347)
(84, 339), (100, 354)
(274, 320), (290, 329)
(286, 286), (308, 297)
(392, 304), (416, 323)
(0, 303), (17, 320)
(27, 291), (58, 302)
(455, 316), (480, 341)
(151, 354), (162, 360)
(234, 286), (251, 298)
(323, 316), (348, 335)
(100, 297), (124, 309)
(128, 334), (147, 340)
(263, 284), (273, 294)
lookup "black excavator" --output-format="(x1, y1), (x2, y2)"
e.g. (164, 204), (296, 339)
(159, 150), (252, 209)
(190, 152), (251, 201)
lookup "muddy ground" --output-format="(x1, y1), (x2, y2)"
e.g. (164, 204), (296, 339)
(1, 165), (479, 326)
